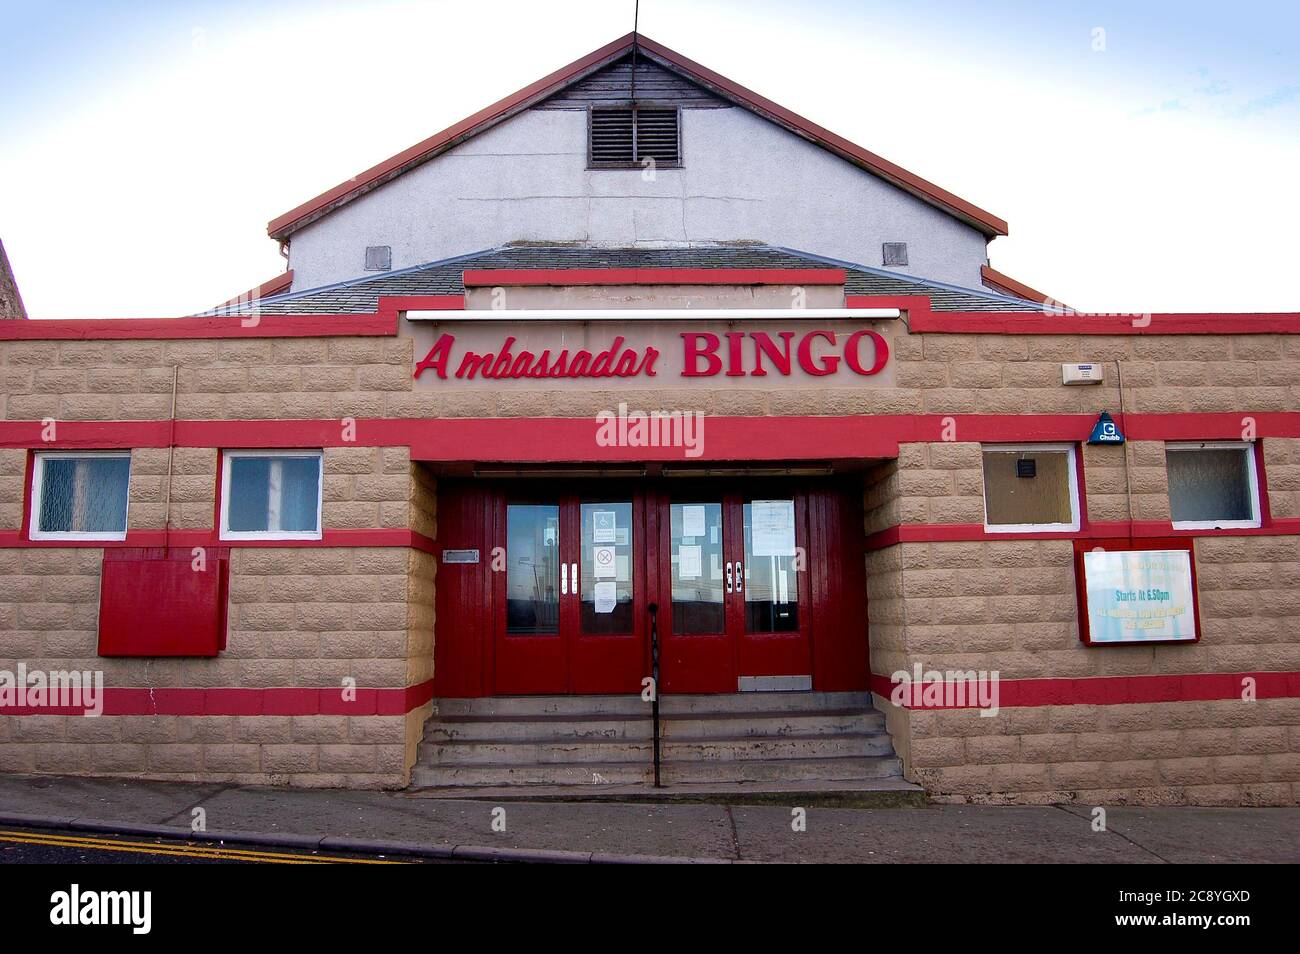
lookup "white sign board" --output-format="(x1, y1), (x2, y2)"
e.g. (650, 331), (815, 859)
(1081, 548), (1198, 644)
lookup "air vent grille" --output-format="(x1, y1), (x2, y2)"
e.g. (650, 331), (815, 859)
(590, 107), (680, 166)
(882, 242), (909, 267)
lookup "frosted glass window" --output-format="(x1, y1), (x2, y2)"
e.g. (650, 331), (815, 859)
(982, 446), (1079, 530)
(1166, 444), (1258, 527)
(222, 451), (321, 537)
(32, 453), (130, 538)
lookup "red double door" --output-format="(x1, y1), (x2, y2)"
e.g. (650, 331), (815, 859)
(491, 484), (812, 694)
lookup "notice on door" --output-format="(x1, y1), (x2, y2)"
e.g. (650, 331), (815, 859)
(1080, 547), (1198, 644)
(593, 545), (617, 579)
(681, 505), (707, 538)
(592, 510), (617, 544)
(593, 580), (617, 614)
(750, 500), (796, 556)
(678, 544), (702, 580)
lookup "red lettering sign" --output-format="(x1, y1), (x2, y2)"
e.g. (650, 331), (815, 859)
(413, 330), (888, 381)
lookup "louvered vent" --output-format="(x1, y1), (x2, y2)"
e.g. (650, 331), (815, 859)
(589, 107), (680, 167)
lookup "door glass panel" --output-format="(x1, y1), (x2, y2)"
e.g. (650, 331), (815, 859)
(743, 499), (799, 633)
(580, 502), (634, 635)
(670, 502), (724, 634)
(505, 504), (560, 636)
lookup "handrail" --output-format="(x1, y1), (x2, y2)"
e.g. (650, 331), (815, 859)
(648, 602), (661, 788)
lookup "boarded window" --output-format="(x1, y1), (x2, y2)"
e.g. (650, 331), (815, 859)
(1166, 443), (1259, 528)
(590, 107), (680, 166)
(982, 445), (1079, 530)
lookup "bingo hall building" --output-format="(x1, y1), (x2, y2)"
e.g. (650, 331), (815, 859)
(2, 34), (1298, 805)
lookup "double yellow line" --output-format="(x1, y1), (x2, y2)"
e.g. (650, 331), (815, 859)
(0, 828), (406, 864)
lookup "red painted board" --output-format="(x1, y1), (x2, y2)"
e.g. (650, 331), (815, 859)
(98, 556), (229, 657)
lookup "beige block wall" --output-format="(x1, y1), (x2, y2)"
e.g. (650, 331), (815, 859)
(0, 436), (437, 789)
(864, 431), (1300, 805)
(4, 326), (1298, 423)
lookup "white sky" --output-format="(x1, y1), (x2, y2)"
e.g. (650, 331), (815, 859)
(2, 0), (1298, 317)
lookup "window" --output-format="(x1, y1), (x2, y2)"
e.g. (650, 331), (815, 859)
(1166, 441), (1261, 529)
(220, 450), (323, 540)
(589, 106), (680, 167)
(981, 444), (1080, 532)
(29, 451), (131, 540)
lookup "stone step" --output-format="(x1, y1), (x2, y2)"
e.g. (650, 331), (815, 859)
(430, 691), (872, 719)
(412, 691), (900, 790)
(418, 733), (893, 765)
(411, 761), (653, 788)
(664, 756), (903, 784)
(412, 755), (903, 789)
(423, 708), (883, 743)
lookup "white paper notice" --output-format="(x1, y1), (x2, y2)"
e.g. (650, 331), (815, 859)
(592, 510), (617, 544)
(709, 552), (722, 580)
(778, 568), (789, 604)
(593, 545), (617, 578)
(678, 544), (702, 579)
(615, 554), (630, 582)
(681, 505), (707, 538)
(593, 581), (617, 614)
(751, 499), (796, 556)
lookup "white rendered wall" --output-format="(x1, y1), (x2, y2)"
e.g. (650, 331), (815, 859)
(287, 106), (990, 291)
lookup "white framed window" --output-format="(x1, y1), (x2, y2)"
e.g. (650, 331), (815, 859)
(29, 450), (132, 541)
(981, 443), (1081, 533)
(1165, 441), (1261, 530)
(220, 450), (323, 540)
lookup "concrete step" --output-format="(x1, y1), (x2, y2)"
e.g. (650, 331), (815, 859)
(430, 691), (871, 719)
(413, 755), (903, 789)
(664, 756), (903, 784)
(424, 718), (653, 744)
(663, 709), (884, 738)
(423, 709), (883, 743)
(419, 733), (894, 765)
(411, 761), (653, 788)
(412, 691), (900, 790)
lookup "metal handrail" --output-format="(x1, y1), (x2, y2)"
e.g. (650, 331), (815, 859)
(648, 602), (661, 788)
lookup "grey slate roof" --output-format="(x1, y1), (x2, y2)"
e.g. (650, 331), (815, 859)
(202, 244), (1042, 316)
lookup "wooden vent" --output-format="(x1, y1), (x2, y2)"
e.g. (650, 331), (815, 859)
(590, 107), (680, 166)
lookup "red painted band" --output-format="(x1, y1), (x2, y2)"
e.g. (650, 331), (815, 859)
(0, 528), (438, 553)
(863, 518), (1300, 551)
(0, 314), (397, 340)
(845, 295), (1300, 335)
(4, 413), (1299, 459)
(0, 680), (437, 717)
(869, 670), (1299, 709)
(461, 268), (847, 287)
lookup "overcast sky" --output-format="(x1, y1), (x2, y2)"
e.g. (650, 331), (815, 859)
(2, 0), (1297, 317)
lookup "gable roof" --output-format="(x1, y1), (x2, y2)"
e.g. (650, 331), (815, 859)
(266, 33), (1009, 241)
(201, 243), (1040, 317)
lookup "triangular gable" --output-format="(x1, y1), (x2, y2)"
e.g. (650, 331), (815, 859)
(267, 33), (1008, 240)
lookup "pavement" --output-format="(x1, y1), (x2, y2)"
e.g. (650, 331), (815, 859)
(0, 773), (1296, 864)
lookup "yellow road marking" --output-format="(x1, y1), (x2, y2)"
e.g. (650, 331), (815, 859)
(0, 828), (406, 864)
